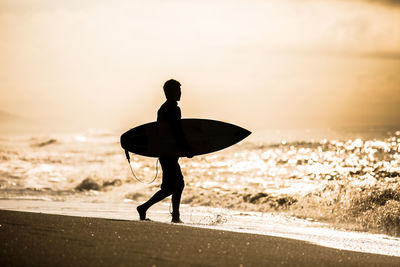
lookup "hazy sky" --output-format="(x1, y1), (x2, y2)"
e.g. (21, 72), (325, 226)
(1, 0), (399, 132)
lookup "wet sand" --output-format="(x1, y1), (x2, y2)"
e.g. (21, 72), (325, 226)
(1, 210), (400, 267)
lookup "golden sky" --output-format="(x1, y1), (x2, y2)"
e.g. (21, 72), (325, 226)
(1, 0), (399, 132)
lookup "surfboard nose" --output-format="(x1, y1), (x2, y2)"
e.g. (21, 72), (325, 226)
(236, 128), (251, 141)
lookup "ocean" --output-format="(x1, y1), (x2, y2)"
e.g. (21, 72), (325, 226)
(1, 127), (400, 235)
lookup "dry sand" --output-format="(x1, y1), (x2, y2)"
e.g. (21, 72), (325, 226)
(1, 210), (400, 267)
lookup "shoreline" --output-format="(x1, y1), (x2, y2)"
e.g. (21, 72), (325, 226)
(1, 209), (400, 267)
(1, 199), (400, 258)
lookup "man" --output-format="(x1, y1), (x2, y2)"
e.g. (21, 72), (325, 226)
(137, 79), (191, 223)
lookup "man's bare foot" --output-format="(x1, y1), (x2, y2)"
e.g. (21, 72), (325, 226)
(137, 205), (147, 221)
(171, 218), (183, 223)
(171, 215), (183, 223)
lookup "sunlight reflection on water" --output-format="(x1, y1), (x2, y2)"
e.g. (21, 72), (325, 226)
(0, 129), (399, 210)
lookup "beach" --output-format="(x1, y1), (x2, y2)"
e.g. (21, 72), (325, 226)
(1, 210), (400, 267)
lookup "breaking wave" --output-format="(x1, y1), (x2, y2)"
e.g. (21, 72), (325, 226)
(1, 128), (400, 235)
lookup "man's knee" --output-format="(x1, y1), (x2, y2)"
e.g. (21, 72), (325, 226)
(171, 181), (185, 194)
(161, 179), (184, 194)
(160, 187), (173, 195)
(177, 179), (185, 192)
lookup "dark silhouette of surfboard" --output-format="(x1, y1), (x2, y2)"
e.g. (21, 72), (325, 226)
(121, 119), (251, 157)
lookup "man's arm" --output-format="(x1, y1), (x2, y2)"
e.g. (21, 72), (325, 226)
(171, 119), (193, 158)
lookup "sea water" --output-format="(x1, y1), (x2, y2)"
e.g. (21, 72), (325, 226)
(0, 128), (399, 208)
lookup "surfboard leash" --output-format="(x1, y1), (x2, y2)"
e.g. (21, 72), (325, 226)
(125, 150), (159, 184)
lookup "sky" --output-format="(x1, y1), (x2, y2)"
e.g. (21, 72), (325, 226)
(1, 0), (399, 133)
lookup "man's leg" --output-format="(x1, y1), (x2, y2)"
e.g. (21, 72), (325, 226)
(137, 189), (172, 220)
(171, 180), (185, 223)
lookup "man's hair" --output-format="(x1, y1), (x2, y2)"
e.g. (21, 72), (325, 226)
(163, 79), (181, 99)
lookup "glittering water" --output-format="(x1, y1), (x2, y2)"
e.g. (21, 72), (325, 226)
(0, 128), (399, 212)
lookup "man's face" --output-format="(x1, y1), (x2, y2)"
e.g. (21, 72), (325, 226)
(176, 87), (181, 101)
(170, 86), (181, 101)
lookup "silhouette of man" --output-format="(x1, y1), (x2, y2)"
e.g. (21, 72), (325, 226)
(137, 79), (191, 223)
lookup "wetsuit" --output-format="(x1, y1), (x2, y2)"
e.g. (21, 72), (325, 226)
(157, 100), (185, 217)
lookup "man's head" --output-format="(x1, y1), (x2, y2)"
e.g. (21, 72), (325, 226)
(163, 79), (181, 101)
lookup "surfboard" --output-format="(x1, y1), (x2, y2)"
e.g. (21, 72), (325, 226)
(121, 119), (251, 157)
